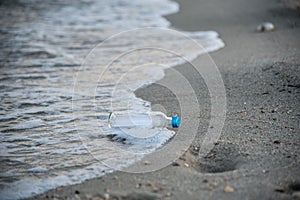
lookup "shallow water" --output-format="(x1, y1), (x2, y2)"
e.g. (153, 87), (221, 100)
(0, 0), (224, 199)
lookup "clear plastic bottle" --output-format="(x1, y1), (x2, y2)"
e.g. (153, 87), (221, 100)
(108, 111), (180, 129)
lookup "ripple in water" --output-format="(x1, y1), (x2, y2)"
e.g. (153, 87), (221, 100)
(0, 0), (224, 199)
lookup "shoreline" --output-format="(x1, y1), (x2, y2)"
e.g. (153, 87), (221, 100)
(29, 0), (300, 199)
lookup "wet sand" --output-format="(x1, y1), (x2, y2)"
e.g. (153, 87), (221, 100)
(29, 0), (300, 199)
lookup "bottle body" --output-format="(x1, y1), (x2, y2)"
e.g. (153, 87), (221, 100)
(108, 111), (179, 129)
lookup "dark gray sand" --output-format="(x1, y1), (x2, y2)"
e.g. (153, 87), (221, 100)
(30, 0), (300, 199)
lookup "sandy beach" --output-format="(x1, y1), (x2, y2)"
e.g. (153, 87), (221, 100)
(29, 0), (300, 199)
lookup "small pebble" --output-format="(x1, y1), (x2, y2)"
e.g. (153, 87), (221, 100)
(152, 187), (160, 193)
(184, 163), (189, 167)
(211, 182), (219, 188)
(274, 140), (281, 144)
(104, 193), (109, 200)
(292, 191), (300, 200)
(257, 22), (275, 32)
(147, 181), (156, 187)
(224, 186), (234, 193)
(165, 192), (172, 197)
(250, 138), (257, 143)
(135, 182), (141, 188)
(161, 181), (167, 186)
(143, 160), (151, 165)
(179, 156), (186, 161)
(206, 154), (214, 158)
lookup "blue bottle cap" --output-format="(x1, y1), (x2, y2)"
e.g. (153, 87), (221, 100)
(172, 116), (180, 128)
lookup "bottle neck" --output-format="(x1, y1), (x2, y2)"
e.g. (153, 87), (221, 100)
(166, 117), (172, 128)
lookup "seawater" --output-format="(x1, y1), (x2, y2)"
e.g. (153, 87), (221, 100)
(0, 0), (224, 199)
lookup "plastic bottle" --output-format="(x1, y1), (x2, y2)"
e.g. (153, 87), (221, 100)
(108, 111), (180, 129)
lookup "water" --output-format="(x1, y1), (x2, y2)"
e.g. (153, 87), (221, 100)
(0, 0), (224, 199)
